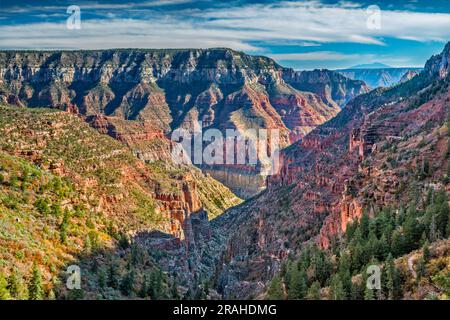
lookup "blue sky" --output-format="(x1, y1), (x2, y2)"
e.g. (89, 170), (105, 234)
(0, 0), (449, 69)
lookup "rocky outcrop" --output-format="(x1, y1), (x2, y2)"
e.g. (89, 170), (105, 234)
(195, 42), (450, 298)
(425, 42), (450, 79)
(0, 49), (366, 198)
(282, 69), (369, 107)
(399, 70), (419, 83)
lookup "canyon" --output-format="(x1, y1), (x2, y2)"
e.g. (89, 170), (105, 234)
(0, 43), (449, 300)
(178, 42), (450, 299)
(0, 49), (367, 198)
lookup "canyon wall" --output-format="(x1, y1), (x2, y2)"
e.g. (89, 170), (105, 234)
(0, 49), (368, 198)
(196, 43), (450, 298)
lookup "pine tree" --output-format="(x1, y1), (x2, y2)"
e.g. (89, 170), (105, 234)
(416, 258), (427, 279)
(28, 263), (44, 300)
(130, 244), (141, 266)
(447, 213), (450, 238)
(329, 274), (345, 300)
(423, 241), (430, 263)
(107, 261), (120, 289)
(391, 230), (405, 257)
(148, 269), (164, 300)
(120, 270), (135, 296)
(350, 279), (365, 300)
(429, 212), (437, 241)
(288, 268), (307, 299)
(422, 157), (430, 178)
(7, 268), (26, 299)
(403, 211), (423, 252)
(59, 209), (70, 244)
(436, 197), (449, 238)
(97, 268), (106, 289)
(138, 274), (148, 299)
(171, 278), (180, 300)
(385, 254), (396, 300)
(306, 281), (321, 300)
(378, 234), (390, 260)
(84, 234), (92, 253)
(183, 287), (192, 300)
(267, 276), (284, 299)
(47, 289), (56, 300)
(360, 212), (370, 239)
(0, 273), (11, 300)
(364, 286), (375, 300)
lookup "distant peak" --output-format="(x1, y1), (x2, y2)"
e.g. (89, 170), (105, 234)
(348, 62), (392, 69)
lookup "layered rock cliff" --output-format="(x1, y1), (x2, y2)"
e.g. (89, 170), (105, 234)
(193, 42), (450, 298)
(0, 49), (367, 198)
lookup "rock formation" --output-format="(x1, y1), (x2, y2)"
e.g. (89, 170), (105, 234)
(0, 49), (367, 198)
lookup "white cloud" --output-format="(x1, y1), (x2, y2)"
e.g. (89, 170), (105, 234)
(0, 0), (448, 51)
(269, 51), (375, 61)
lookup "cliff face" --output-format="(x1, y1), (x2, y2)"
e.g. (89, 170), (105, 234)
(399, 70), (419, 83)
(338, 67), (423, 88)
(425, 42), (450, 79)
(0, 49), (366, 198)
(282, 69), (369, 107)
(0, 105), (241, 242)
(196, 43), (450, 298)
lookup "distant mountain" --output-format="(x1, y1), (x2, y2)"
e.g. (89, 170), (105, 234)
(337, 67), (423, 88)
(348, 62), (392, 69)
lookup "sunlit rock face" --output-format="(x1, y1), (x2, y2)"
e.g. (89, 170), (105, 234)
(0, 48), (366, 198)
(191, 43), (449, 298)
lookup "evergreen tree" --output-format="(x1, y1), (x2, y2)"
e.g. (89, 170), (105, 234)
(436, 197), (449, 238)
(391, 230), (405, 257)
(130, 244), (142, 266)
(396, 206), (406, 227)
(47, 289), (56, 300)
(329, 274), (346, 300)
(51, 203), (62, 217)
(107, 261), (120, 289)
(306, 281), (321, 300)
(364, 286), (375, 300)
(447, 213), (450, 238)
(267, 276), (284, 299)
(360, 212), (370, 239)
(350, 279), (365, 300)
(28, 263), (44, 300)
(120, 270), (135, 296)
(138, 274), (148, 299)
(422, 157), (430, 178)
(67, 288), (84, 300)
(148, 269), (164, 300)
(429, 212), (437, 242)
(416, 258), (427, 279)
(34, 197), (50, 215)
(183, 287), (192, 300)
(171, 278), (180, 300)
(378, 234), (390, 260)
(7, 268), (26, 299)
(423, 241), (430, 263)
(0, 273), (11, 300)
(288, 268), (307, 299)
(97, 268), (106, 289)
(403, 213), (422, 252)
(59, 209), (70, 244)
(385, 254), (395, 300)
